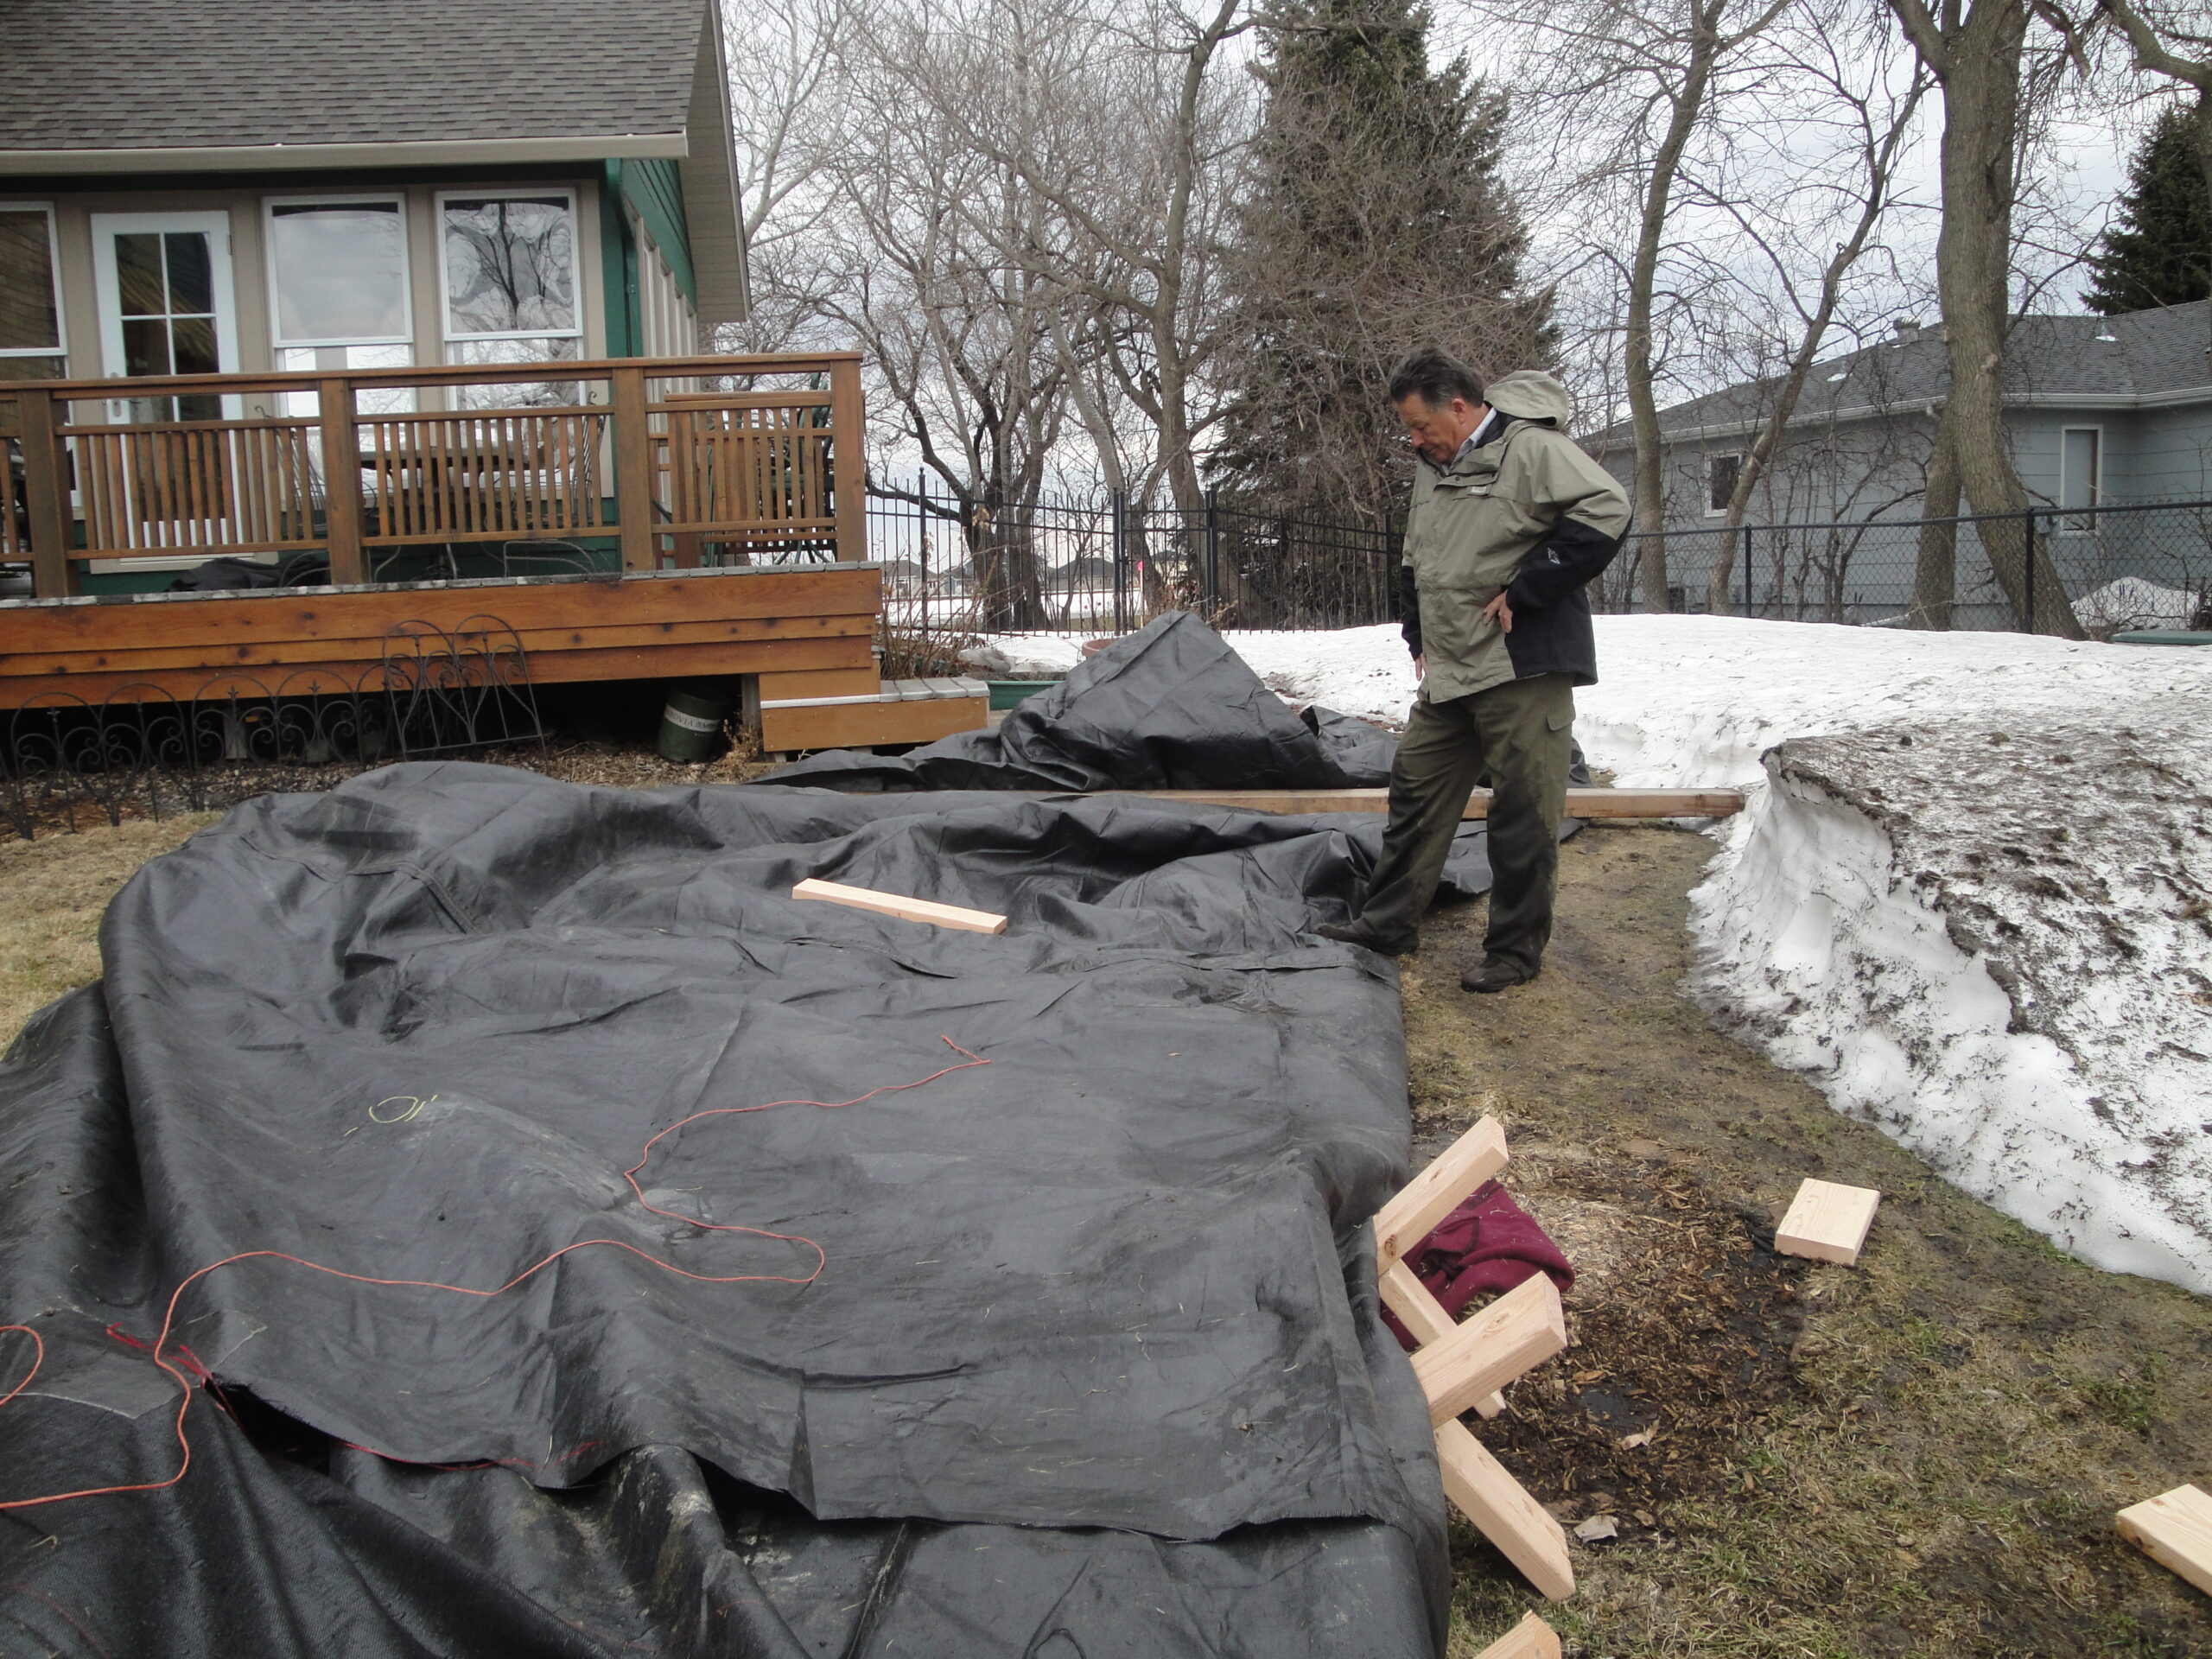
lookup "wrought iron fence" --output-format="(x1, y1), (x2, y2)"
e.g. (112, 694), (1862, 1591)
(866, 483), (2212, 639)
(863, 479), (1402, 635)
(2, 617), (545, 840)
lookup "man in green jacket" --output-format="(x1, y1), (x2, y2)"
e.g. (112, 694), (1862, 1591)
(1319, 346), (1630, 992)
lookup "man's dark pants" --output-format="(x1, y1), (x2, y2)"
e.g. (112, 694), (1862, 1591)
(1354, 671), (1574, 970)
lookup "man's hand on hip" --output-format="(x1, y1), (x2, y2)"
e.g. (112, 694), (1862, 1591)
(1482, 592), (1515, 633)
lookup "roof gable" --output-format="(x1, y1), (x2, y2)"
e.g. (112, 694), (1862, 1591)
(0, 0), (714, 161)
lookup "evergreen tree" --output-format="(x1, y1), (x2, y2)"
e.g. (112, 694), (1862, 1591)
(1211, 0), (1549, 528)
(2085, 99), (2212, 315)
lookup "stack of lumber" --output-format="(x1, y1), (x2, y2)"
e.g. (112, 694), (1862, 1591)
(1375, 1116), (1578, 1602)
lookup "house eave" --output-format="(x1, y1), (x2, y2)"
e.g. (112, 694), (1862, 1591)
(1645, 382), (2212, 447)
(0, 134), (690, 175)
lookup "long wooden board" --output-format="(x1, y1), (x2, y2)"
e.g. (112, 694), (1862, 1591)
(1411, 1273), (1568, 1427)
(1436, 1426), (1576, 1602)
(762, 695), (988, 753)
(1381, 1260), (1506, 1419)
(0, 635), (876, 708)
(0, 565), (880, 655)
(1374, 1116), (1510, 1270)
(1019, 788), (1745, 819)
(791, 877), (1007, 935)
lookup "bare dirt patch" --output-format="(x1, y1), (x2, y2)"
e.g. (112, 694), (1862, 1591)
(1420, 823), (2212, 1658)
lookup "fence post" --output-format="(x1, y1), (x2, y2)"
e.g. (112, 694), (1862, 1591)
(1110, 487), (1128, 633)
(2023, 510), (2037, 633)
(317, 378), (366, 585)
(16, 385), (78, 599)
(1741, 524), (1753, 619)
(611, 363), (653, 571)
(828, 356), (867, 563)
(1204, 486), (1219, 607)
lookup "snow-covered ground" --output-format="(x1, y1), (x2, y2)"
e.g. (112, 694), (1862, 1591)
(967, 618), (2212, 1294)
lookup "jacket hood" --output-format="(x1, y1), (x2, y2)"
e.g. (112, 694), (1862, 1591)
(1484, 370), (1571, 427)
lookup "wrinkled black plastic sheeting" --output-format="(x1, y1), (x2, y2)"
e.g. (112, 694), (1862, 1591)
(773, 612), (1382, 793)
(1, 766), (1448, 1656)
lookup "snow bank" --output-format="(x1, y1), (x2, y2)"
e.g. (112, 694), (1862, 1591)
(2074, 575), (2203, 633)
(968, 614), (2212, 1292)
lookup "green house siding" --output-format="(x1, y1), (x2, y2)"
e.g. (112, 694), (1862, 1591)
(599, 157), (696, 359)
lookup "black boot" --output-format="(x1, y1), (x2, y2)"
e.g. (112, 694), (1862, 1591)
(1316, 918), (1419, 957)
(1460, 956), (1538, 994)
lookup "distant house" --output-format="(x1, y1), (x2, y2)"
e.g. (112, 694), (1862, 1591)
(1598, 302), (2212, 623)
(0, 0), (747, 399)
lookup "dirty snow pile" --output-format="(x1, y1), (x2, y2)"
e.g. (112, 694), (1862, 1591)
(968, 617), (2212, 1294)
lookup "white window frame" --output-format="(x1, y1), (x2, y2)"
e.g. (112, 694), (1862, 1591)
(0, 201), (68, 368)
(2060, 425), (2103, 513)
(1705, 450), (1744, 518)
(434, 187), (583, 350)
(263, 193), (414, 353)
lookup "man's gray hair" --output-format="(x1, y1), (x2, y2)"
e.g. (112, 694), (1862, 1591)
(1388, 347), (1485, 411)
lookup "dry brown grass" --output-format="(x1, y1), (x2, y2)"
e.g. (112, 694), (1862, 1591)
(0, 812), (219, 1047)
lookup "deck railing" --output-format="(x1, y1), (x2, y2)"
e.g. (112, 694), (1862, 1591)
(0, 352), (867, 598)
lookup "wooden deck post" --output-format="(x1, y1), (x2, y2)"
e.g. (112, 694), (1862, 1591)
(317, 378), (366, 586)
(829, 356), (867, 563)
(612, 364), (655, 571)
(16, 386), (78, 599)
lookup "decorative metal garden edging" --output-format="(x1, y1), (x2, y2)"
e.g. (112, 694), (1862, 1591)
(2, 615), (545, 841)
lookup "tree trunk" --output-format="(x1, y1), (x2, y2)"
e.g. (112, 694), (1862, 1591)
(1912, 411), (1961, 628)
(1928, 0), (2082, 635)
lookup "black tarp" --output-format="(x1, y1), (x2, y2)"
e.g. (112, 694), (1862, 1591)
(0, 767), (1453, 1656)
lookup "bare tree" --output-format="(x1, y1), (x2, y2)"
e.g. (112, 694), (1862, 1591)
(1697, 16), (1929, 610)
(1497, 0), (1796, 612)
(1884, 0), (2087, 634)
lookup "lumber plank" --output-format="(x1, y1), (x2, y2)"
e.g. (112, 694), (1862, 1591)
(763, 695), (986, 753)
(756, 666), (883, 702)
(1006, 787), (1745, 818)
(0, 613), (876, 678)
(1469, 1611), (1564, 1659)
(791, 877), (1007, 935)
(1775, 1179), (1881, 1267)
(1411, 1272), (1567, 1427)
(1378, 1259), (1506, 1419)
(1374, 1116), (1510, 1271)
(1436, 1420), (1575, 1601)
(0, 635), (875, 709)
(0, 566), (881, 654)
(2116, 1485), (2212, 1597)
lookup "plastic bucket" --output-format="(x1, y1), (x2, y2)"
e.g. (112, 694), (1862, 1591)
(658, 682), (734, 763)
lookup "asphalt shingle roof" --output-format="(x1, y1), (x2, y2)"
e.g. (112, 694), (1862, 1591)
(0, 0), (708, 152)
(1650, 299), (2212, 435)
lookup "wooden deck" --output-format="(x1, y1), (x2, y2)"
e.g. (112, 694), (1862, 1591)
(0, 563), (884, 709)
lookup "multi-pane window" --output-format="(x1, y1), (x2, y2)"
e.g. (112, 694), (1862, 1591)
(438, 192), (581, 405)
(267, 197), (411, 375)
(114, 229), (223, 419)
(266, 198), (414, 416)
(0, 204), (65, 377)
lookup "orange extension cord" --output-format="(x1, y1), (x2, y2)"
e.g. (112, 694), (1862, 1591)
(0, 1038), (990, 1511)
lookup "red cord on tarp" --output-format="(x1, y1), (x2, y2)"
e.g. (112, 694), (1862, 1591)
(0, 1037), (990, 1511)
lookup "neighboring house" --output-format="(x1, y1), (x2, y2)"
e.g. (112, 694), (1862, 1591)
(0, 0), (747, 403)
(1596, 302), (2212, 622)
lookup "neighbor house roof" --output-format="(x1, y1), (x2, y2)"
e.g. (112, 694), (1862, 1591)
(0, 0), (748, 321)
(1635, 299), (2212, 443)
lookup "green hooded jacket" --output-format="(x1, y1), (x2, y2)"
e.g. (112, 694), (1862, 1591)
(1402, 370), (1630, 703)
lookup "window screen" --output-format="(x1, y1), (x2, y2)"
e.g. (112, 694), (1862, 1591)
(442, 196), (578, 338)
(2060, 429), (2101, 512)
